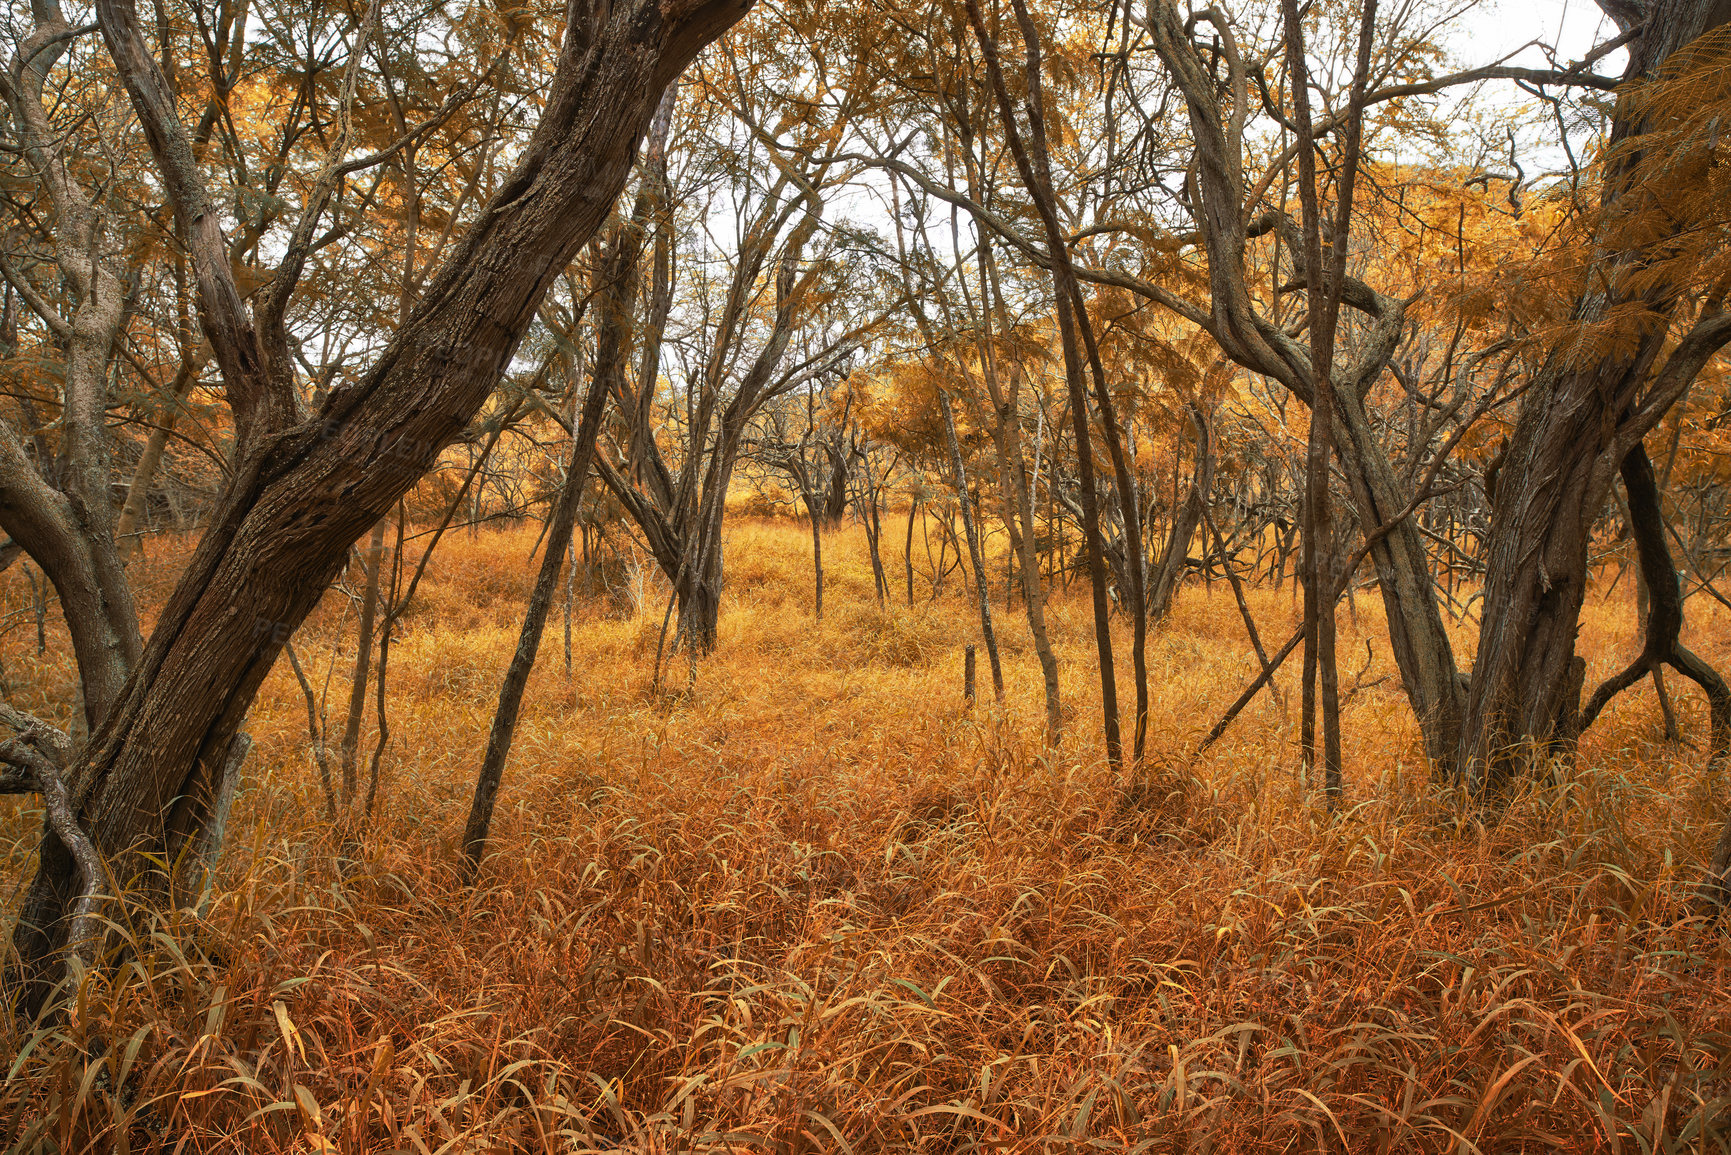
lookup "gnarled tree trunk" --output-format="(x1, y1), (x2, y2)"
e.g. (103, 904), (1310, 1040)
(1461, 0), (1731, 785)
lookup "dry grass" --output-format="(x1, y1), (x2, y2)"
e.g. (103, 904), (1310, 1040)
(2, 518), (1730, 1152)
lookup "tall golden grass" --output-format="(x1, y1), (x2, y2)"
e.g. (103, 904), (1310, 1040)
(1, 519), (1729, 1152)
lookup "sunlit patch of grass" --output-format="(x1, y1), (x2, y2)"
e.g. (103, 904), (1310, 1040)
(2, 518), (1730, 1150)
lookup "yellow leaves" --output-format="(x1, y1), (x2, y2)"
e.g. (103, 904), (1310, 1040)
(274, 999), (305, 1063)
(292, 1082), (324, 1134)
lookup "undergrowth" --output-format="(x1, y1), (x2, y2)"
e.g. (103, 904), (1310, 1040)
(1, 519), (1728, 1152)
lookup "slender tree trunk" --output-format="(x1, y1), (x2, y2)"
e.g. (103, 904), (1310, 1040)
(1282, 0), (1377, 805)
(973, 243), (1063, 740)
(463, 326), (620, 876)
(337, 520), (387, 804)
(863, 469), (889, 605)
(285, 641), (336, 819)
(1148, 404), (1214, 622)
(961, 0), (1120, 764)
(994, 431), (1063, 741)
(1578, 443), (1729, 758)
(905, 497), (918, 607)
(1138, 0), (1464, 776)
(940, 391), (1003, 703)
(966, 0), (1148, 757)
(805, 479), (825, 620)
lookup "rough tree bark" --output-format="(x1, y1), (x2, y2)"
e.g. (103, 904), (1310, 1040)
(1462, 0), (1731, 784)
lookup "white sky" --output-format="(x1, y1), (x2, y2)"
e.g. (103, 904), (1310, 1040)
(1469, 0), (1618, 69)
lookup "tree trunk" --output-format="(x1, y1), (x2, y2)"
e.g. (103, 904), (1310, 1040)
(862, 467), (889, 605)
(1462, 0), (1731, 785)
(989, 415), (1062, 740)
(1148, 403), (1214, 622)
(962, 0), (1120, 763)
(0, 5), (144, 732)
(677, 566), (722, 654)
(904, 498), (918, 606)
(1577, 442), (1729, 760)
(1139, 0), (1464, 775)
(971, 243), (1063, 741)
(939, 391), (1003, 704)
(10, 0), (750, 1003)
(1332, 385), (1467, 772)
(805, 479), (825, 620)
(462, 336), (614, 876)
(822, 441), (850, 526)
(337, 520), (387, 804)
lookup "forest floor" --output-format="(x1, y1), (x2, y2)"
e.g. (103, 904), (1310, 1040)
(3, 517), (1730, 1152)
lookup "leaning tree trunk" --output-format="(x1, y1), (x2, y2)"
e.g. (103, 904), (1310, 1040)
(1332, 381), (1466, 773)
(462, 299), (619, 876)
(10, 0), (752, 1004)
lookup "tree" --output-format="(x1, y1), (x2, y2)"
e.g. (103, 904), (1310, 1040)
(1462, 0), (1731, 782)
(594, 37), (884, 651)
(10, 0), (753, 1001)
(0, 1), (146, 733)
